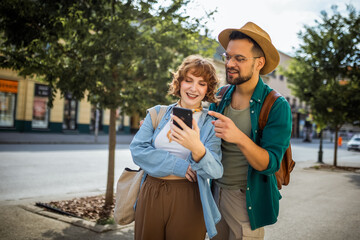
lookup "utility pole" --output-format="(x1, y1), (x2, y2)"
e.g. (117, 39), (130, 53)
(94, 108), (100, 143)
(317, 129), (324, 163)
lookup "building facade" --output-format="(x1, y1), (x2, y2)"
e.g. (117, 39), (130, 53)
(0, 68), (133, 134)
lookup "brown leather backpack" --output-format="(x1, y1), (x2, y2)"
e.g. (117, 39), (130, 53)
(217, 85), (295, 189)
(258, 90), (295, 189)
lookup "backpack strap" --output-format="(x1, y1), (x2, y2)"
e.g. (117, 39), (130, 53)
(147, 105), (167, 129)
(258, 90), (295, 190)
(216, 84), (231, 106)
(218, 84), (230, 99)
(258, 90), (282, 131)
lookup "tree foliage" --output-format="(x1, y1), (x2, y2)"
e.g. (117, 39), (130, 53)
(282, 4), (360, 166)
(0, 0), (217, 207)
(0, 0), (217, 115)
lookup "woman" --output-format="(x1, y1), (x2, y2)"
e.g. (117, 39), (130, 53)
(130, 55), (223, 240)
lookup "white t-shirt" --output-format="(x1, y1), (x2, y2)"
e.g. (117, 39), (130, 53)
(154, 111), (202, 159)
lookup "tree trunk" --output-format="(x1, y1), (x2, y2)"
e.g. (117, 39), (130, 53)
(105, 108), (117, 206)
(333, 127), (339, 167)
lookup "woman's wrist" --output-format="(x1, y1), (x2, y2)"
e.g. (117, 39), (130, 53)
(191, 144), (206, 162)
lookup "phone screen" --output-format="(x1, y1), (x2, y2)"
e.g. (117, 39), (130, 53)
(172, 107), (192, 130)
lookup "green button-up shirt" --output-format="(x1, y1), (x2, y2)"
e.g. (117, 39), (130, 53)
(210, 77), (292, 230)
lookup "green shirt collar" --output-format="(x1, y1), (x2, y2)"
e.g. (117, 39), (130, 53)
(250, 76), (267, 104)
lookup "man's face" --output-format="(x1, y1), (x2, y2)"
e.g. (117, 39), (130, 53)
(224, 39), (258, 85)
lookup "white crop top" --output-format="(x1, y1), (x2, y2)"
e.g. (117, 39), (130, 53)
(154, 111), (202, 160)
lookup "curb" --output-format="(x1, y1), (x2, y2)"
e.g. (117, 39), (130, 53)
(20, 204), (134, 233)
(305, 168), (360, 174)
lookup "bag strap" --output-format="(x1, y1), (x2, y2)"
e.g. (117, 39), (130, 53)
(258, 90), (282, 131)
(216, 84), (231, 106)
(218, 84), (230, 99)
(148, 105), (167, 129)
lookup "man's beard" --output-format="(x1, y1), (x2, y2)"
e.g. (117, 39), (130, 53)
(226, 67), (254, 85)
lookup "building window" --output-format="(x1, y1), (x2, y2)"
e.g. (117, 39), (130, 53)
(32, 84), (50, 129)
(0, 80), (18, 127)
(269, 70), (276, 78)
(90, 105), (103, 132)
(116, 107), (124, 132)
(63, 93), (78, 130)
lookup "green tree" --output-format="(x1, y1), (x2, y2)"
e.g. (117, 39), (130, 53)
(282, 5), (360, 166)
(0, 0), (216, 209)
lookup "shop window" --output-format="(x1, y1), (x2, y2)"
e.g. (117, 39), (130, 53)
(0, 80), (18, 127)
(63, 93), (78, 130)
(0, 92), (16, 127)
(32, 84), (50, 129)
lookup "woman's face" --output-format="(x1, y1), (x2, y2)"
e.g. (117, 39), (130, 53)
(180, 70), (208, 109)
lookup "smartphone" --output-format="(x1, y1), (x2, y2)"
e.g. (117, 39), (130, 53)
(172, 106), (192, 130)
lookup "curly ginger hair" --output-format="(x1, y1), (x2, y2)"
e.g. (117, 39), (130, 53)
(168, 55), (219, 103)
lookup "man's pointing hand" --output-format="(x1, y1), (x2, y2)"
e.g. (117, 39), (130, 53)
(208, 111), (243, 144)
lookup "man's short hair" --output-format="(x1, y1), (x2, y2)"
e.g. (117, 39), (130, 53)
(229, 31), (265, 58)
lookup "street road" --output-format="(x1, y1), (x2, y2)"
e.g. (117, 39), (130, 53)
(0, 139), (359, 205)
(290, 139), (360, 168)
(0, 144), (137, 205)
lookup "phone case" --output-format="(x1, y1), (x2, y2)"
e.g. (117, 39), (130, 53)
(172, 107), (192, 130)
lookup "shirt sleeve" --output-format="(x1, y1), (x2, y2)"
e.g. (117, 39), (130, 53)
(129, 111), (189, 178)
(260, 97), (292, 175)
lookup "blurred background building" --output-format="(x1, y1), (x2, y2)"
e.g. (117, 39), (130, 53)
(0, 68), (131, 134)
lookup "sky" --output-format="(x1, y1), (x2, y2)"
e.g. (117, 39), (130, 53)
(183, 0), (360, 55)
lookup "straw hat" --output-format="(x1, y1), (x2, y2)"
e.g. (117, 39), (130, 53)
(218, 22), (280, 75)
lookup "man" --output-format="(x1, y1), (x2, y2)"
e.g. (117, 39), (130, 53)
(208, 22), (292, 239)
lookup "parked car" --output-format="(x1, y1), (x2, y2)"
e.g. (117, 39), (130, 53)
(347, 134), (360, 151)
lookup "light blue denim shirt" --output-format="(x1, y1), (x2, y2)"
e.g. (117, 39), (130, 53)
(129, 103), (223, 238)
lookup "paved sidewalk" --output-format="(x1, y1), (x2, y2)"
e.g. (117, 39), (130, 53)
(0, 131), (343, 145)
(0, 132), (135, 144)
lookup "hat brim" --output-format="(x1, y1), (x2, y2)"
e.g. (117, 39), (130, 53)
(218, 28), (280, 75)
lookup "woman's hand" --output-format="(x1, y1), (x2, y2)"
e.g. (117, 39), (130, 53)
(185, 165), (197, 182)
(170, 115), (206, 162)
